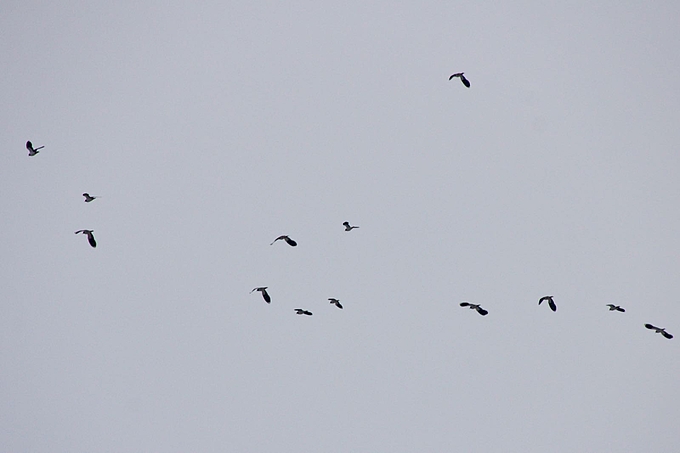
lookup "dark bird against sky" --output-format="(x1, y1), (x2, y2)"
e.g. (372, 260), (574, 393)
(26, 140), (45, 156)
(250, 287), (271, 303)
(343, 222), (359, 231)
(329, 298), (343, 309)
(270, 235), (297, 246)
(448, 72), (470, 88)
(460, 302), (488, 316)
(82, 193), (99, 202)
(606, 304), (626, 312)
(74, 229), (96, 248)
(539, 295), (557, 312)
(644, 323), (673, 339)
(294, 309), (313, 316)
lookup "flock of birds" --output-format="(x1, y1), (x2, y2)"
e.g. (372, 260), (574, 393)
(22, 70), (674, 340)
(251, 232), (352, 316)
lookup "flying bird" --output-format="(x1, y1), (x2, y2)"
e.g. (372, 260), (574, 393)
(606, 304), (625, 312)
(26, 140), (45, 156)
(460, 302), (488, 316)
(74, 229), (96, 248)
(538, 295), (557, 312)
(448, 72), (470, 88)
(329, 298), (343, 309)
(250, 287), (271, 303)
(294, 309), (313, 316)
(343, 222), (359, 231)
(270, 235), (297, 246)
(644, 323), (673, 339)
(82, 193), (99, 203)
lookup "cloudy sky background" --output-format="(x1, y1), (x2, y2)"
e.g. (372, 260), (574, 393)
(2, 1), (679, 451)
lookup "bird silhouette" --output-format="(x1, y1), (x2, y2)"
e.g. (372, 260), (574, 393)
(538, 296), (557, 312)
(26, 140), (45, 156)
(270, 235), (297, 246)
(606, 304), (625, 312)
(74, 229), (96, 248)
(448, 72), (470, 88)
(82, 193), (99, 203)
(329, 298), (343, 309)
(294, 309), (313, 316)
(343, 222), (359, 231)
(460, 302), (488, 316)
(250, 287), (271, 303)
(644, 324), (673, 339)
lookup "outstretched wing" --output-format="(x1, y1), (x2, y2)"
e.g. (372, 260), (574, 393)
(460, 75), (471, 87)
(476, 307), (489, 316)
(616, 306), (625, 312)
(661, 331), (673, 339)
(261, 289), (271, 303)
(548, 299), (557, 312)
(644, 323), (657, 330)
(284, 237), (297, 246)
(87, 233), (97, 248)
(460, 302), (471, 307)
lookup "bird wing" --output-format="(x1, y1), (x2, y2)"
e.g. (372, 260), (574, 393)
(644, 324), (657, 330)
(285, 237), (298, 246)
(87, 233), (97, 248)
(661, 331), (673, 339)
(460, 75), (470, 87)
(460, 302), (471, 307)
(548, 300), (557, 312)
(616, 307), (626, 312)
(477, 307), (489, 316)
(262, 290), (271, 303)
(26, 141), (33, 150)
(337, 302), (343, 309)
(449, 73), (463, 80)
(75, 230), (85, 234)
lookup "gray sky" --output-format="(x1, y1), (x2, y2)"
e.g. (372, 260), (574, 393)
(2, 1), (679, 451)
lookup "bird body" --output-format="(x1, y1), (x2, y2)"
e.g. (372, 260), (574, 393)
(82, 193), (99, 202)
(448, 72), (471, 88)
(460, 301), (488, 316)
(271, 235), (297, 246)
(74, 229), (96, 248)
(343, 222), (359, 231)
(644, 324), (673, 339)
(26, 140), (45, 156)
(251, 287), (271, 303)
(606, 304), (625, 312)
(329, 298), (343, 309)
(295, 309), (313, 316)
(539, 295), (557, 312)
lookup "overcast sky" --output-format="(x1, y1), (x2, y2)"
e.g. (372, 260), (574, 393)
(2, 1), (679, 452)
